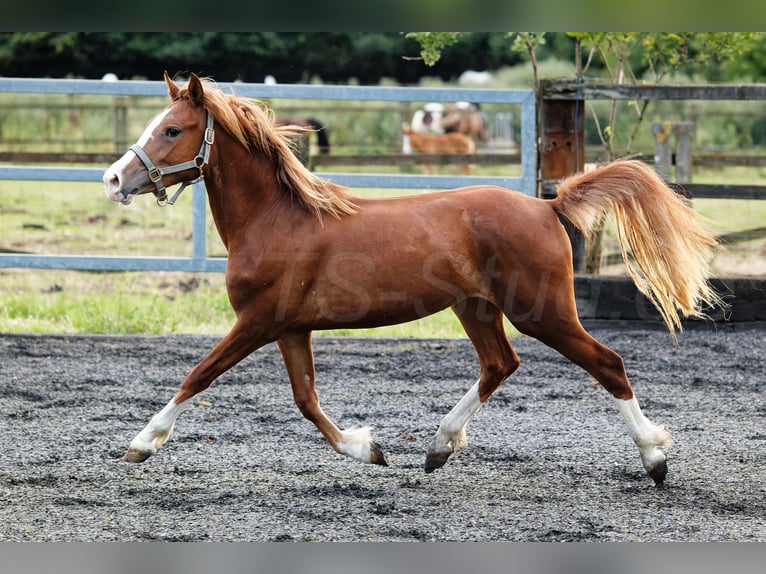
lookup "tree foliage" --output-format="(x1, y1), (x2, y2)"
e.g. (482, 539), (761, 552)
(0, 32), (521, 84)
(408, 32), (763, 158)
(408, 32), (765, 84)
(404, 32), (462, 66)
(3, 32), (762, 86)
(570, 32), (761, 83)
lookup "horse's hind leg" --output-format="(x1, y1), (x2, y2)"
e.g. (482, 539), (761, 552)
(278, 330), (388, 466)
(425, 298), (520, 472)
(510, 286), (672, 485)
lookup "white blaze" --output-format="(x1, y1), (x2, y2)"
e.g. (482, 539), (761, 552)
(103, 108), (170, 204)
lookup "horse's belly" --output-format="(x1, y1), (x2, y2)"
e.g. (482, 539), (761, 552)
(302, 270), (465, 330)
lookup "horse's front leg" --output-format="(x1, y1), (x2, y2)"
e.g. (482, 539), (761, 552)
(124, 321), (270, 462)
(278, 330), (388, 466)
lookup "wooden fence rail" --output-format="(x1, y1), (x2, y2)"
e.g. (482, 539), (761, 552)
(540, 82), (766, 101)
(539, 80), (766, 201)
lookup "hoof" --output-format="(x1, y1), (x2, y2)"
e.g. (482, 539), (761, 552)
(369, 441), (389, 466)
(424, 449), (451, 473)
(123, 448), (152, 463)
(648, 459), (668, 487)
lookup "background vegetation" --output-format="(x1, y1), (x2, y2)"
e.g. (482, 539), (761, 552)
(2, 32), (766, 85)
(0, 32), (522, 84)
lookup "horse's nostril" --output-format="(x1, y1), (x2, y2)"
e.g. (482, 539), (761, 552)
(103, 171), (124, 201)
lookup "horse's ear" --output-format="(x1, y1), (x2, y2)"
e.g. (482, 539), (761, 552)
(187, 73), (204, 106)
(164, 71), (180, 101)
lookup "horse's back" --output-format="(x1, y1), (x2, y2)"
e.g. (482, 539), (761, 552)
(423, 185), (557, 233)
(351, 185), (567, 267)
(444, 186), (568, 261)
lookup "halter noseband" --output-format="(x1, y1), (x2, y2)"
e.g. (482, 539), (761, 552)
(128, 111), (215, 206)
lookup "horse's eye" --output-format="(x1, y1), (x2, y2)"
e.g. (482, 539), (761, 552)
(165, 127), (181, 138)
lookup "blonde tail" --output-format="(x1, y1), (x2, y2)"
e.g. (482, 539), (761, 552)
(551, 159), (724, 337)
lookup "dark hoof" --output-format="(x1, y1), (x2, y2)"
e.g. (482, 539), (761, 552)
(123, 448), (152, 463)
(424, 450), (451, 473)
(648, 459), (668, 487)
(370, 441), (389, 466)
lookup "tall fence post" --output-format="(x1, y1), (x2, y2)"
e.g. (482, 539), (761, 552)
(652, 121), (694, 183)
(539, 79), (586, 272)
(652, 122), (674, 181)
(674, 122), (694, 183)
(398, 101), (413, 172)
(112, 96), (128, 153)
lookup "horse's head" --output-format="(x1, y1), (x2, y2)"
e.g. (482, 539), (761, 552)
(103, 72), (213, 205)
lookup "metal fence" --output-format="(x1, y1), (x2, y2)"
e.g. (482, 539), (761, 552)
(0, 77), (537, 272)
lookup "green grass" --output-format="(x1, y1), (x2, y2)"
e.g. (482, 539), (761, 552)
(0, 268), (495, 337)
(0, 270), (230, 334)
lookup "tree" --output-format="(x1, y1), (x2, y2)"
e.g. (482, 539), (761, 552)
(408, 32), (761, 159)
(569, 32), (760, 159)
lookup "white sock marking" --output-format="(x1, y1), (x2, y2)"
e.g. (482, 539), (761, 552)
(614, 396), (672, 470)
(128, 397), (188, 455)
(337, 426), (373, 462)
(430, 381), (482, 454)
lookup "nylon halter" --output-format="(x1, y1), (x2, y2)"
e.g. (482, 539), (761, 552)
(128, 111), (215, 206)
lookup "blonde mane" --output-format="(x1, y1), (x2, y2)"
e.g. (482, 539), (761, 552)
(176, 79), (358, 220)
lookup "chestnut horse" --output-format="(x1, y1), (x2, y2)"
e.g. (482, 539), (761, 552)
(103, 73), (722, 485)
(402, 122), (475, 175)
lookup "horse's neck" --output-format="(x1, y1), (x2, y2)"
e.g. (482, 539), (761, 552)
(202, 135), (284, 250)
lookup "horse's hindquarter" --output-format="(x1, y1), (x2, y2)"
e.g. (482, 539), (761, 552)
(276, 187), (567, 330)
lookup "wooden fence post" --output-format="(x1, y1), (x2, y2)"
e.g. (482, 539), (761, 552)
(652, 122), (674, 181)
(652, 121), (694, 183)
(112, 96), (128, 154)
(539, 79), (586, 272)
(674, 121), (694, 183)
(399, 101), (414, 173)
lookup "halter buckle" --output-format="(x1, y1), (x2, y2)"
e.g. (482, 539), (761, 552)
(148, 167), (162, 183)
(204, 127), (215, 145)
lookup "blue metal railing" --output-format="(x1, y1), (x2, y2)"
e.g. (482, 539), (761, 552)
(0, 77), (537, 272)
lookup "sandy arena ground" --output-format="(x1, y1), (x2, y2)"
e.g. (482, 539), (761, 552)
(1, 326), (764, 541)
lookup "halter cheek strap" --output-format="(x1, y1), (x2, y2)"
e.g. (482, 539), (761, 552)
(128, 111), (215, 206)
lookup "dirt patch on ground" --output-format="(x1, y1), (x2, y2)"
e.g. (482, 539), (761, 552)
(0, 326), (764, 541)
